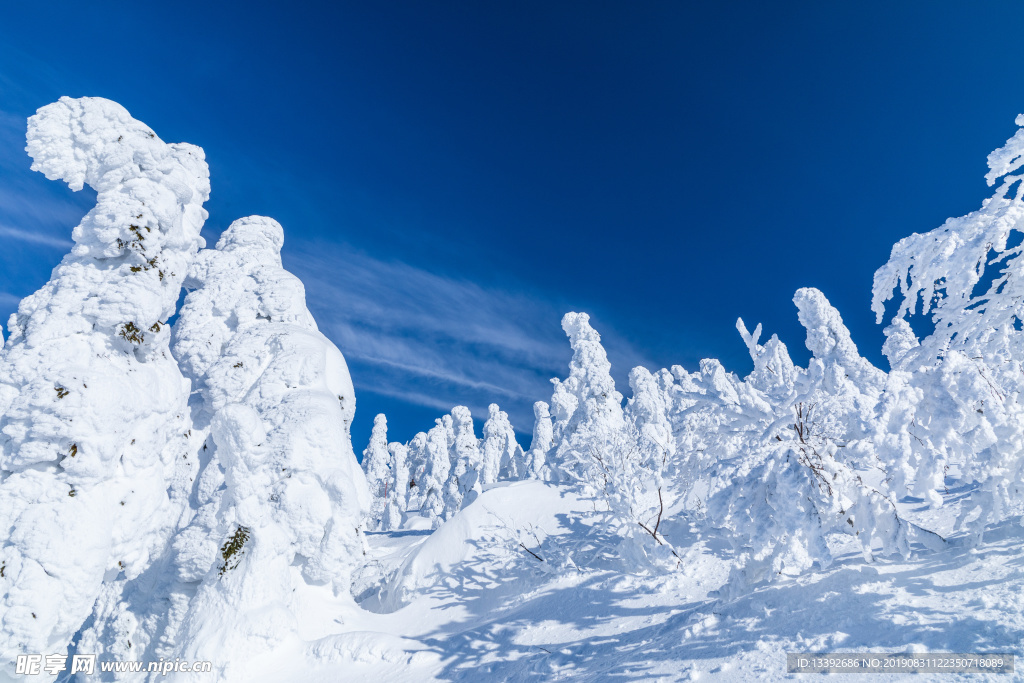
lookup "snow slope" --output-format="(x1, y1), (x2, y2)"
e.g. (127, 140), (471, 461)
(258, 480), (1024, 682)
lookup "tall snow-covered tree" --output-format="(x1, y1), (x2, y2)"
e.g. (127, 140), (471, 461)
(381, 441), (410, 531)
(362, 414), (392, 530)
(0, 97), (209, 667)
(619, 366), (677, 547)
(481, 404), (524, 483)
(547, 313), (626, 486)
(542, 313), (679, 569)
(524, 400), (553, 480)
(704, 289), (941, 595)
(625, 366), (674, 478)
(871, 115), (1024, 539)
(163, 216), (369, 679)
(404, 432), (429, 514)
(441, 406), (482, 518)
(420, 417), (453, 528)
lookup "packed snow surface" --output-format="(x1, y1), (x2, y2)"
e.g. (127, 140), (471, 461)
(265, 481), (1024, 683)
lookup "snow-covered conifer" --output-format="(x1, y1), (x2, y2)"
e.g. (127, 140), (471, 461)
(625, 366), (674, 477)
(870, 116), (1024, 538)
(420, 416), (453, 528)
(382, 442), (410, 530)
(540, 314), (679, 569)
(524, 400), (553, 480)
(668, 357), (748, 510)
(0, 97), (209, 666)
(362, 414), (392, 530)
(441, 406), (482, 517)
(705, 290), (941, 594)
(481, 404), (524, 483)
(163, 216), (369, 677)
(404, 432), (429, 514)
(546, 313), (626, 485)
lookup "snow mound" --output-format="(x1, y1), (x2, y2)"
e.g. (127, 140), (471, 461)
(379, 480), (582, 610)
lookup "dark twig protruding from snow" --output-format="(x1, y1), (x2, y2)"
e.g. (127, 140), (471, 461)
(519, 542), (544, 562)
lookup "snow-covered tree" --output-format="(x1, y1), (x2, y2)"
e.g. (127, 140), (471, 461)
(482, 404), (525, 482)
(420, 416), (453, 528)
(546, 313), (626, 486)
(666, 357), (748, 513)
(524, 400), (553, 480)
(625, 366), (674, 480)
(381, 441), (410, 530)
(617, 365), (678, 548)
(442, 406), (483, 517)
(164, 216), (369, 678)
(404, 432), (429, 514)
(704, 289), (942, 595)
(542, 313), (679, 569)
(870, 116), (1024, 539)
(0, 97), (209, 668)
(362, 414), (392, 530)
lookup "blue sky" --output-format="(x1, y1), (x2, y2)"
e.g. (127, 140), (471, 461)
(3, 2), (1024, 450)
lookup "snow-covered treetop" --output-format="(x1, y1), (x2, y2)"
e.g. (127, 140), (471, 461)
(4, 97), (210, 354)
(984, 113), (1024, 187)
(872, 114), (1024, 361)
(736, 317), (796, 396)
(364, 413), (390, 494)
(881, 317), (920, 369)
(794, 287), (883, 390)
(561, 312), (617, 397)
(552, 312), (624, 432)
(190, 215), (314, 328)
(173, 216), (327, 422)
(27, 95), (209, 269)
(1, 96), (212, 475)
(364, 413), (392, 529)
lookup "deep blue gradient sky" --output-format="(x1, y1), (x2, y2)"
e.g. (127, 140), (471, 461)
(3, 2), (1024, 450)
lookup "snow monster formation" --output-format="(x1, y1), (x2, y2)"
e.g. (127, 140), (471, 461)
(0, 97), (210, 671)
(168, 216), (368, 679)
(0, 99), (368, 682)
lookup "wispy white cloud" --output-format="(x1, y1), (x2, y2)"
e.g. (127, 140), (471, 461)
(290, 240), (653, 432)
(0, 90), (652, 443)
(0, 107), (88, 254)
(0, 223), (72, 250)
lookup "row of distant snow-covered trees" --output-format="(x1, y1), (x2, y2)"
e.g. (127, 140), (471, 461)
(361, 402), (528, 531)
(363, 115), (1024, 591)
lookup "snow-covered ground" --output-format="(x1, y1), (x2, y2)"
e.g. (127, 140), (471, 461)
(237, 479), (1021, 682)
